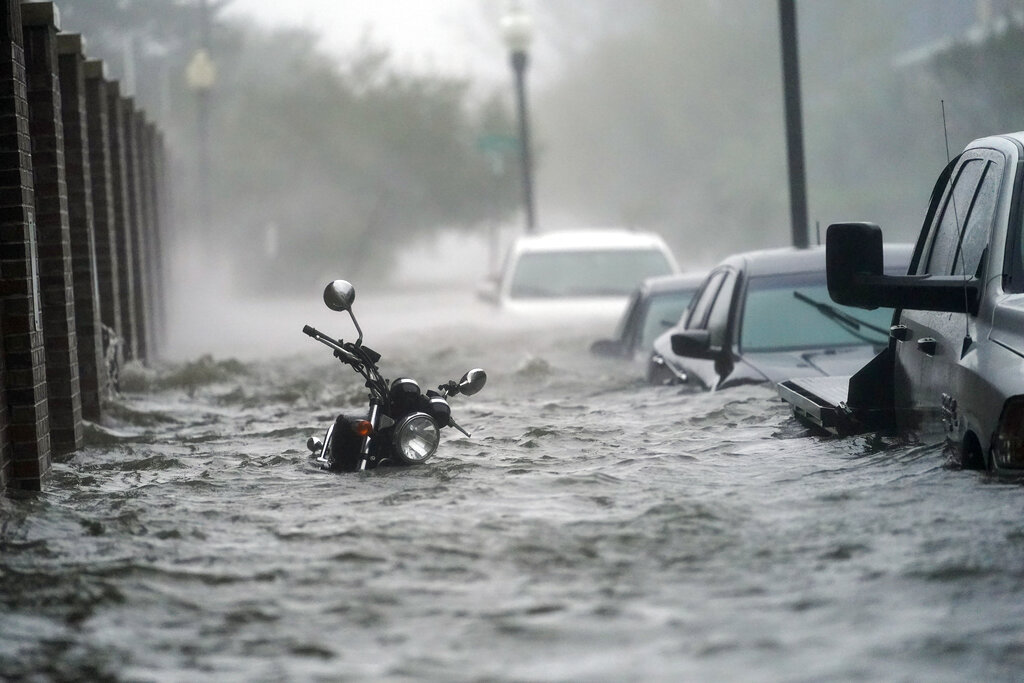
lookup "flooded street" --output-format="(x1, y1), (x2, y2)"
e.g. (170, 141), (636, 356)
(2, 289), (1024, 681)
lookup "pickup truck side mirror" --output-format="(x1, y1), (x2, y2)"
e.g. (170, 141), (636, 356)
(826, 222), (980, 315)
(670, 329), (720, 360)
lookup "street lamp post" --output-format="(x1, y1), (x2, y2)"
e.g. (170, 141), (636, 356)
(185, 0), (216, 231)
(501, 1), (537, 233)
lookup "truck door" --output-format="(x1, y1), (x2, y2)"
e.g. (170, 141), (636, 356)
(893, 150), (1003, 435)
(676, 268), (729, 390)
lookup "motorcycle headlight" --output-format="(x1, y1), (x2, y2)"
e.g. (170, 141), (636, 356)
(392, 412), (440, 464)
(992, 397), (1024, 470)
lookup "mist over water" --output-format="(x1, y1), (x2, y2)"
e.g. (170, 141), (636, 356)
(3, 286), (1024, 680)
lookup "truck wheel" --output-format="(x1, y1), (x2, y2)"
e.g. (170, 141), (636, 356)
(983, 444), (995, 474)
(960, 433), (985, 471)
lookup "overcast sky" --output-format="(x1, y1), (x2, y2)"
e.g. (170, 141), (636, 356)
(222, 0), (510, 82)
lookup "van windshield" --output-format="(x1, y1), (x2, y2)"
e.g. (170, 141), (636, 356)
(509, 249), (674, 298)
(740, 273), (893, 352)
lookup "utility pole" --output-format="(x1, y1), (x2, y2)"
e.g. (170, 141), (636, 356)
(779, 0), (809, 249)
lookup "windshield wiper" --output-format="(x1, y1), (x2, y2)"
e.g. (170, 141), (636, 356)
(792, 291), (889, 345)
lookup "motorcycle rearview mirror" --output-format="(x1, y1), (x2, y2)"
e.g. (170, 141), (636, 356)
(457, 368), (487, 396)
(322, 279), (364, 345)
(323, 280), (355, 312)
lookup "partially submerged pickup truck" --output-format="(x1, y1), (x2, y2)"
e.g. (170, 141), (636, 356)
(779, 132), (1024, 474)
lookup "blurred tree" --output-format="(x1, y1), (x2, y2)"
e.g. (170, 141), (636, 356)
(212, 27), (519, 286)
(59, 0), (519, 293)
(60, 0), (202, 119)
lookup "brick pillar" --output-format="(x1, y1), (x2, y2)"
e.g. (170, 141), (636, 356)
(57, 33), (103, 422)
(141, 121), (161, 357)
(106, 81), (137, 362)
(122, 99), (149, 362)
(150, 129), (168, 351)
(23, 2), (82, 456)
(84, 60), (121, 373)
(0, 0), (50, 490)
(0, 317), (7, 491)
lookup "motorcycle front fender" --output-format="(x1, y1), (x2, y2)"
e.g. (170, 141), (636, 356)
(326, 413), (369, 472)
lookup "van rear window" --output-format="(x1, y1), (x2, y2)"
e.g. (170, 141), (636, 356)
(509, 249), (674, 298)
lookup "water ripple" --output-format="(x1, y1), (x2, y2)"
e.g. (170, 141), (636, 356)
(2, 318), (1023, 681)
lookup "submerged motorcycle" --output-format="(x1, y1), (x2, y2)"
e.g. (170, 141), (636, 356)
(303, 280), (486, 472)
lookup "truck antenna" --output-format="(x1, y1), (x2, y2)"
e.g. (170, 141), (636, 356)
(941, 100), (952, 165)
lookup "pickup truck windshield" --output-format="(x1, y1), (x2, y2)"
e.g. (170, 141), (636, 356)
(740, 273), (893, 352)
(509, 249), (674, 298)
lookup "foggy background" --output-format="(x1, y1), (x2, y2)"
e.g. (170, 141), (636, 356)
(56, 0), (1024, 357)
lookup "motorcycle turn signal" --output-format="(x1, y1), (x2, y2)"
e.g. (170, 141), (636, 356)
(352, 420), (374, 437)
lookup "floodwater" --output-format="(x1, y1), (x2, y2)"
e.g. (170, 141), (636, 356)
(2, 288), (1024, 682)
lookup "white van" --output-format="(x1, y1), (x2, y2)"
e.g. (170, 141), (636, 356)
(481, 228), (679, 321)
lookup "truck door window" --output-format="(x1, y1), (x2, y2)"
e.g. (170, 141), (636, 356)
(686, 271), (725, 330)
(953, 159), (1001, 278)
(705, 271), (737, 349)
(923, 159), (986, 275)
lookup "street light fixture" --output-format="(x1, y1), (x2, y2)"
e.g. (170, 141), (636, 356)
(185, 47), (215, 231)
(501, 0), (537, 233)
(185, 48), (216, 92)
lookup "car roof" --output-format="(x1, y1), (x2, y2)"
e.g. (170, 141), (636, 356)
(717, 243), (914, 277)
(511, 228), (672, 253)
(640, 271), (707, 295)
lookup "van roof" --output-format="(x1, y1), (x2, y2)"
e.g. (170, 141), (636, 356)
(512, 228), (672, 253)
(641, 271), (707, 295)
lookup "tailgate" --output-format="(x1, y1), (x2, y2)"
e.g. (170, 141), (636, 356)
(777, 376), (856, 436)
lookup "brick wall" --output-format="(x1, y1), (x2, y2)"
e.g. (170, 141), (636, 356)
(106, 80), (137, 362)
(57, 33), (104, 422)
(0, 0), (51, 490)
(23, 2), (82, 456)
(84, 60), (122, 364)
(141, 122), (163, 357)
(123, 99), (149, 361)
(0, 3), (171, 493)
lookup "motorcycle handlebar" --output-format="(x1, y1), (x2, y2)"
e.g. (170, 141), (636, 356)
(303, 323), (359, 365)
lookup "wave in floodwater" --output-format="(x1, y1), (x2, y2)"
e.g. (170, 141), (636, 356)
(2, 292), (1024, 681)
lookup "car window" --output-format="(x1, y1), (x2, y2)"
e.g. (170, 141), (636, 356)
(613, 290), (643, 341)
(740, 273), (894, 353)
(921, 159), (986, 275)
(639, 288), (698, 350)
(705, 271), (737, 349)
(686, 271), (726, 330)
(509, 249), (674, 298)
(953, 158), (1001, 278)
